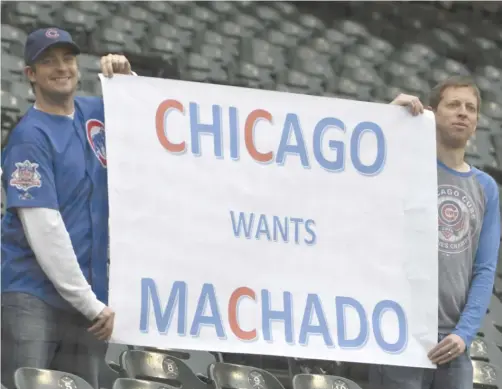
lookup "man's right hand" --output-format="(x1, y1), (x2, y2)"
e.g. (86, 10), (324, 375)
(88, 306), (115, 341)
(390, 93), (425, 116)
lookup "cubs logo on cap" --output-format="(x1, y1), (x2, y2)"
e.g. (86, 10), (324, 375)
(45, 28), (60, 39)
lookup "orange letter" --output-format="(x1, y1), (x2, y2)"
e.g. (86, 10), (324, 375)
(245, 109), (273, 162)
(228, 287), (256, 340)
(156, 99), (185, 153)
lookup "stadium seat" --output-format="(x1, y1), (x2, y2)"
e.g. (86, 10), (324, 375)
(293, 373), (363, 389)
(493, 133), (502, 167)
(52, 7), (98, 33)
(10, 81), (35, 103)
(472, 360), (502, 388)
(141, 348), (218, 381)
(120, 349), (209, 389)
(470, 336), (502, 366)
(14, 368), (93, 389)
(1, 52), (25, 81)
(209, 363), (286, 389)
(113, 378), (177, 389)
(1, 24), (27, 57)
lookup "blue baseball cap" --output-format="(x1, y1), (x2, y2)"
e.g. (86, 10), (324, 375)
(24, 27), (80, 65)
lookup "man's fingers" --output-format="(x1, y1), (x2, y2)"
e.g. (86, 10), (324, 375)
(101, 55), (114, 77)
(88, 318), (106, 333)
(427, 338), (452, 358)
(429, 341), (457, 362)
(434, 346), (461, 365)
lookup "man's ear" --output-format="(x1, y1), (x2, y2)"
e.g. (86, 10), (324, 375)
(24, 65), (36, 83)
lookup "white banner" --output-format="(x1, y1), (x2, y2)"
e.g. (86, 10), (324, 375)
(101, 75), (438, 368)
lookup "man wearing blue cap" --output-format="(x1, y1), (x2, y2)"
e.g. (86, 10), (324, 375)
(1, 27), (134, 389)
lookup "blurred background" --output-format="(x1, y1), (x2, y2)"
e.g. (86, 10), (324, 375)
(1, 1), (502, 389)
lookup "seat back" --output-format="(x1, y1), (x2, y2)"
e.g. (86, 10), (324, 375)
(113, 378), (178, 389)
(292, 373), (363, 389)
(120, 350), (209, 389)
(14, 368), (93, 389)
(141, 348), (217, 380)
(209, 362), (285, 389)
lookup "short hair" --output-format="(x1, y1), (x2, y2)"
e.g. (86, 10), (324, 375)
(428, 75), (481, 112)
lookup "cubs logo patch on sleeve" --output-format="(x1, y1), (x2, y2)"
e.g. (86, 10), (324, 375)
(86, 119), (107, 168)
(9, 160), (42, 191)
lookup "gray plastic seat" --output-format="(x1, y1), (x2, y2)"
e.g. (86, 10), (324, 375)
(1, 24), (27, 57)
(482, 101), (502, 121)
(113, 378), (177, 389)
(10, 82), (35, 103)
(241, 38), (285, 71)
(271, 2), (299, 20)
(184, 53), (212, 82)
(148, 36), (182, 59)
(350, 44), (387, 66)
(493, 133), (502, 168)
(106, 16), (146, 40)
(365, 36), (395, 56)
(209, 363), (286, 389)
(53, 7), (98, 32)
(72, 1), (112, 17)
(293, 373), (363, 389)
(14, 368), (93, 389)
(381, 61), (418, 81)
(253, 5), (282, 27)
(336, 78), (372, 101)
(472, 360), (502, 388)
(346, 66), (384, 87)
(120, 350), (210, 389)
(339, 20), (370, 39)
(78, 54), (102, 74)
(1, 53), (25, 81)
(401, 43), (438, 63)
(471, 336), (502, 366)
(4, 2), (42, 28)
(436, 58), (471, 76)
(140, 348), (218, 380)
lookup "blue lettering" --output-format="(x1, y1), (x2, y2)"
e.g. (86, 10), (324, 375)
(140, 278), (187, 335)
(190, 103), (223, 158)
(290, 217), (303, 244)
(304, 219), (316, 245)
(373, 300), (407, 353)
(276, 113), (309, 168)
(313, 118), (346, 172)
(262, 289), (294, 344)
(336, 296), (369, 349)
(190, 283), (226, 339)
(229, 106), (239, 160)
(230, 211), (254, 239)
(299, 294), (334, 347)
(255, 214), (271, 241)
(350, 122), (386, 176)
(272, 216), (289, 242)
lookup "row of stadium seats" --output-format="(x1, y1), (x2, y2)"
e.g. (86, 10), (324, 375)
(1, 1), (502, 171)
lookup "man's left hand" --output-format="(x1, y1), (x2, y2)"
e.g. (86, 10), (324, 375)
(427, 334), (466, 365)
(100, 54), (132, 77)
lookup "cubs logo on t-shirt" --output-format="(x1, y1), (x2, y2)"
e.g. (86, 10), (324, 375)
(86, 119), (107, 168)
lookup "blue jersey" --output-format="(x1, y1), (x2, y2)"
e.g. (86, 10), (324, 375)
(1, 96), (109, 311)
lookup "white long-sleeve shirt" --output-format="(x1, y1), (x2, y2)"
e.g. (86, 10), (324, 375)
(19, 206), (105, 320)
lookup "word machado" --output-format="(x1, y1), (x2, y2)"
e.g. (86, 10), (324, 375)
(140, 279), (408, 353)
(156, 101), (387, 175)
(230, 211), (316, 245)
